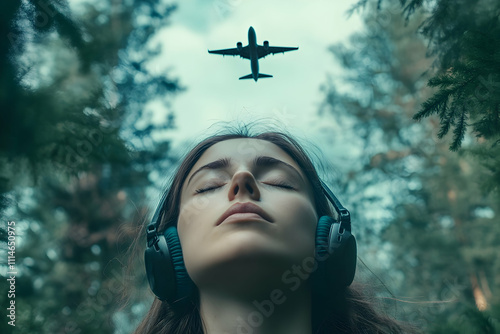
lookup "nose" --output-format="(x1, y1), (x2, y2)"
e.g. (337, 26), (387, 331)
(228, 171), (261, 201)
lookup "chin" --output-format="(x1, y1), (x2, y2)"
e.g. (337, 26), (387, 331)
(192, 243), (297, 280)
(191, 253), (292, 291)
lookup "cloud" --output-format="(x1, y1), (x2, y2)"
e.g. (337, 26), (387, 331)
(150, 0), (363, 148)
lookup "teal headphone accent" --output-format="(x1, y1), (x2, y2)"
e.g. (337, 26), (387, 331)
(312, 216), (357, 303)
(163, 226), (195, 302)
(313, 182), (357, 291)
(145, 180), (357, 311)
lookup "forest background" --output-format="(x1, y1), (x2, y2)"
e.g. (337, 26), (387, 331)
(0, 0), (499, 333)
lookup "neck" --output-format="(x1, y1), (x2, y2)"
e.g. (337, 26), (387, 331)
(198, 283), (313, 334)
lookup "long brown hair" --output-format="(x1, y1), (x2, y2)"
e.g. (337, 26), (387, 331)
(133, 128), (417, 334)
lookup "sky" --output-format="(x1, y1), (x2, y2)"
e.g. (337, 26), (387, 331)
(141, 2), (400, 310)
(68, 0), (383, 236)
(146, 0), (364, 158)
(144, 2), (400, 256)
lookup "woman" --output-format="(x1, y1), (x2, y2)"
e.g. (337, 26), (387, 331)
(134, 129), (416, 334)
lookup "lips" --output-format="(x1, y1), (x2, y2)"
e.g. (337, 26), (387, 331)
(217, 202), (273, 225)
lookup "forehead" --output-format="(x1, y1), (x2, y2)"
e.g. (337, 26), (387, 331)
(180, 138), (317, 205)
(188, 138), (301, 175)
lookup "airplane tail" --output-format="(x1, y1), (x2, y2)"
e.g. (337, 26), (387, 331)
(238, 73), (273, 80)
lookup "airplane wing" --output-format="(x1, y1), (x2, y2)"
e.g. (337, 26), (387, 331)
(257, 46), (298, 59)
(208, 47), (250, 59)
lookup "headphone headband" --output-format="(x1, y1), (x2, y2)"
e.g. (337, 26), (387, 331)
(319, 180), (351, 232)
(146, 191), (168, 246)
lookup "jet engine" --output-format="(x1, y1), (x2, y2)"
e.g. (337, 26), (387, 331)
(237, 42), (242, 51)
(263, 40), (269, 50)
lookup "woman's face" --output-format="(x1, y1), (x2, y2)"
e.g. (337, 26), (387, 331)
(178, 138), (318, 289)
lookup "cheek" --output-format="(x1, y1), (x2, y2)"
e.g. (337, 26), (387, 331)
(178, 195), (210, 226)
(178, 196), (210, 240)
(177, 195), (224, 258)
(278, 195), (318, 255)
(177, 200), (207, 275)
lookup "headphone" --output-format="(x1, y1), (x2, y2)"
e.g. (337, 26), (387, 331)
(145, 179), (357, 308)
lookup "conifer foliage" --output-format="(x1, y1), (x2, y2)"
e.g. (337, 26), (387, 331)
(1, 1), (180, 333)
(322, 1), (500, 332)
(353, 0), (500, 151)
(414, 27), (500, 151)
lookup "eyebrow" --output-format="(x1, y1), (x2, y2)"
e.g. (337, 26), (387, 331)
(186, 156), (304, 186)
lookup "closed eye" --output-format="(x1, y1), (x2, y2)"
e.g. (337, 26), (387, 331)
(195, 184), (225, 194)
(262, 181), (295, 190)
(196, 181), (294, 194)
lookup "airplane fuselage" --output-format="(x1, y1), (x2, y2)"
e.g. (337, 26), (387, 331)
(208, 26), (298, 81)
(248, 27), (259, 81)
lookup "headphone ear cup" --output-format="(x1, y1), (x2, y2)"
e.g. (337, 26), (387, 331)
(144, 226), (195, 306)
(311, 216), (336, 298)
(312, 216), (357, 290)
(315, 216), (333, 260)
(312, 216), (358, 331)
(164, 226), (196, 304)
(327, 223), (357, 286)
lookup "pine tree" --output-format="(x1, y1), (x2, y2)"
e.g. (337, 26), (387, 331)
(0, 1), (181, 333)
(349, 0), (500, 196)
(320, 1), (500, 332)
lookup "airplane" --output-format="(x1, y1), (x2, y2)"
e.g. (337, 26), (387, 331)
(208, 26), (298, 82)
